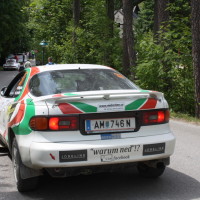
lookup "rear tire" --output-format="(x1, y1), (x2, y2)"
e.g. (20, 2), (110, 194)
(12, 138), (39, 192)
(137, 162), (165, 178)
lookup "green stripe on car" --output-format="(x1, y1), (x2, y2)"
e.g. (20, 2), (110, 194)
(125, 98), (147, 110)
(69, 102), (97, 113)
(12, 99), (35, 135)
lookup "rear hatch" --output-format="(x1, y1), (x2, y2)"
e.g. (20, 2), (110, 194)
(32, 90), (170, 142)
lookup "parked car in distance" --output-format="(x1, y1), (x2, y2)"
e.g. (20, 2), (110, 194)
(3, 59), (20, 71)
(0, 64), (175, 192)
(15, 53), (28, 64)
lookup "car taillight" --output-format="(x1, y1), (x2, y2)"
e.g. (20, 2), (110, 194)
(49, 117), (59, 130)
(49, 117), (78, 130)
(29, 117), (48, 130)
(142, 110), (169, 125)
(30, 116), (79, 131)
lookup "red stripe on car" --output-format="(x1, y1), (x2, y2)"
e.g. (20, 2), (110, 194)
(52, 94), (65, 97)
(8, 101), (26, 127)
(58, 103), (83, 114)
(139, 98), (157, 110)
(19, 68), (40, 101)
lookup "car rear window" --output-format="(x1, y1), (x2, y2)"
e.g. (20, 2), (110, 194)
(7, 59), (15, 63)
(29, 69), (139, 97)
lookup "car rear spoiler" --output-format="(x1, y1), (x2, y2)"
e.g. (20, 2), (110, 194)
(32, 90), (164, 103)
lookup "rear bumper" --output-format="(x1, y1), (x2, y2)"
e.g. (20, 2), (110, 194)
(25, 132), (175, 169)
(3, 66), (19, 69)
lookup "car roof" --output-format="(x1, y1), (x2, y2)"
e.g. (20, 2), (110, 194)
(31, 64), (113, 72)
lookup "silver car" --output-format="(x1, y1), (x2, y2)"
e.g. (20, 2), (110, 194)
(3, 59), (20, 71)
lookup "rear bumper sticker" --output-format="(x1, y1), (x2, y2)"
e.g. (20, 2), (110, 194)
(143, 143), (165, 156)
(59, 150), (87, 162)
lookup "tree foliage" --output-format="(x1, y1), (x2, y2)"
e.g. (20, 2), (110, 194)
(27, 0), (122, 68)
(0, 0), (198, 117)
(136, 0), (194, 115)
(0, 0), (30, 64)
(191, 0), (200, 118)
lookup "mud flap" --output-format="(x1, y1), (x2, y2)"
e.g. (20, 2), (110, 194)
(20, 163), (43, 179)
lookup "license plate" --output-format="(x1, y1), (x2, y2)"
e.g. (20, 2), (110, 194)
(85, 117), (135, 134)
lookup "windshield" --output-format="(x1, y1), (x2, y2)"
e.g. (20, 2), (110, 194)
(29, 69), (139, 97)
(7, 59), (15, 63)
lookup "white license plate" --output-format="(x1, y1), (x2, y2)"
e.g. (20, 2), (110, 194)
(85, 117), (135, 134)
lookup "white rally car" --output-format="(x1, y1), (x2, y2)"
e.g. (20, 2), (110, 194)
(3, 59), (20, 71)
(0, 64), (175, 192)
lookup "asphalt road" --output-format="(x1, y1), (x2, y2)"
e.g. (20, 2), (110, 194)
(0, 70), (200, 200)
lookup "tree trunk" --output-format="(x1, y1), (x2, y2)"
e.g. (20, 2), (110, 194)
(105, 0), (114, 66)
(153, 0), (169, 38)
(106, 0), (114, 37)
(153, 0), (171, 92)
(122, 25), (130, 76)
(73, 0), (80, 62)
(191, 0), (200, 118)
(73, 0), (80, 27)
(122, 0), (136, 78)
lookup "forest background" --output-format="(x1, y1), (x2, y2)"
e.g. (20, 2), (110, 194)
(0, 0), (200, 119)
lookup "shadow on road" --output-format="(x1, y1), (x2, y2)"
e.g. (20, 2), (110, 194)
(0, 167), (200, 200)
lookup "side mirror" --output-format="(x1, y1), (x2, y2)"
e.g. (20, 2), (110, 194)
(1, 87), (7, 96)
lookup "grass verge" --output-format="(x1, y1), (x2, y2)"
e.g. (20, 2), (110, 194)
(170, 111), (200, 125)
